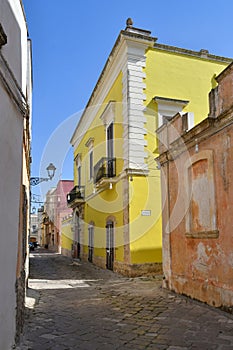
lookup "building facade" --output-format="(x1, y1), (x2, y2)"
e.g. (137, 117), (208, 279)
(42, 181), (73, 252)
(30, 213), (39, 243)
(68, 19), (231, 276)
(55, 180), (74, 253)
(37, 206), (44, 246)
(61, 215), (73, 257)
(0, 0), (32, 347)
(42, 188), (57, 250)
(157, 62), (233, 309)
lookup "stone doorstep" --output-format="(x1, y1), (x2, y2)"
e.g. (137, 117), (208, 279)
(25, 288), (40, 309)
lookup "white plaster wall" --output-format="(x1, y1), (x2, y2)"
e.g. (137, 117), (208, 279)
(0, 0), (28, 93)
(0, 86), (23, 349)
(0, 0), (28, 348)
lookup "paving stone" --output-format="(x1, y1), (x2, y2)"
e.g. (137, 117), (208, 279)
(15, 249), (233, 350)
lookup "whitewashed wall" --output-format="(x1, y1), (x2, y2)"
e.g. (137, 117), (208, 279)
(0, 0), (29, 348)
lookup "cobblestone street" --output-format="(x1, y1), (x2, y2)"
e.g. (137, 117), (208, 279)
(16, 249), (233, 350)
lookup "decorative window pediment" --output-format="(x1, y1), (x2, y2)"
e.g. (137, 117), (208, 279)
(154, 96), (190, 128)
(100, 100), (116, 128)
(85, 137), (94, 149)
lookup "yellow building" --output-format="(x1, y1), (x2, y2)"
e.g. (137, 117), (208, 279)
(68, 19), (231, 276)
(61, 215), (73, 257)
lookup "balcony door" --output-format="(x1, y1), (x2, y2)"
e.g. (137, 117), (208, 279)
(107, 122), (113, 158)
(107, 123), (114, 177)
(106, 221), (114, 270)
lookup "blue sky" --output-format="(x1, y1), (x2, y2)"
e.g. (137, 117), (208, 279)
(23, 0), (233, 199)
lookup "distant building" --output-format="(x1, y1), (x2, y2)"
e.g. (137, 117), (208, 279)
(30, 213), (39, 243)
(157, 62), (233, 308)
(42, 181), (73, 251)
(42, 188), (57, 250)
(68, 19), (231, 276)
(55, 180), (74, 253)
(0, 0), (32, 347)
(37, 206), (44, 245)
(61, 215), (73, 257)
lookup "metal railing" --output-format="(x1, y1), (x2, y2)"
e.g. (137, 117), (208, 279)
(94, 157), (116, 184)
(67, 186), (85, 205)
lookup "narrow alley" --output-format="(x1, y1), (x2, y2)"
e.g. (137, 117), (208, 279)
(16, 249), (233, 350)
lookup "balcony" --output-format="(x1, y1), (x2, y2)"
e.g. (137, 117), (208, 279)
(94, 157), (116, 185)
(67, 186), (85, 207)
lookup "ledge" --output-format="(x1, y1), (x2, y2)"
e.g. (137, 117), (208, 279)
(0, 23), (7, 48)
(185, 230), (219, 239)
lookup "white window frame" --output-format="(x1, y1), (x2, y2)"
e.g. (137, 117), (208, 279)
(75, 154), (82, 187)
(154, 96), (192, 128)
(85, 138), (94, 181)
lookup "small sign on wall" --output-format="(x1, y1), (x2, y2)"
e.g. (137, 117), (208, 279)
(141, 210), (151, 216)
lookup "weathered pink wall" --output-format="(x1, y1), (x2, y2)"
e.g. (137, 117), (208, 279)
(55, 180), (73, 248)
(158, 62), (233, 308)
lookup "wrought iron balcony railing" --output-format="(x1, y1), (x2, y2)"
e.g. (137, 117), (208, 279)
(94, 157), (116, 184)
(67, 186), (85, 206)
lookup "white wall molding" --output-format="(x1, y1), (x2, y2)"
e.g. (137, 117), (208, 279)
(71, 31), (155, 153)
(0, 52), (28, 117)
(71, 30), (156, 175)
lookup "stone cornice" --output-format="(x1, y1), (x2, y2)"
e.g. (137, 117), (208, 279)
(0, 52), (29, 117)
(120, 29), (157, 46)
(71, 28), (156, 147)
(0, 52), (29, 118)
(0, 23), (7, 48)
(154, 43), (232, 63)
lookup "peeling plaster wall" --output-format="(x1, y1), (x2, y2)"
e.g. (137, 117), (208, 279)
(165, 127), (233, 308)
(157, 64), (233, 307)
(172, 128), (233, 306)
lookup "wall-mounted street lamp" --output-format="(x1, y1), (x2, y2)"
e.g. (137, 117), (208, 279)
(30, 163), (56, 186)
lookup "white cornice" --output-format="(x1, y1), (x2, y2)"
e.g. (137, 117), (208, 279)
(71, 32), (156, 150)
(71, 37), (127, 148)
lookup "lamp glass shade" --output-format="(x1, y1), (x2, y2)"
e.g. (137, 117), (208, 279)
(46, 163), (56, 180)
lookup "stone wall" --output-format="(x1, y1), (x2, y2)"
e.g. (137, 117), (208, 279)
(114, 261), (163, 277)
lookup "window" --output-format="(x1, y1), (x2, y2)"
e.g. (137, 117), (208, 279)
(75, 154), (82, 187)
(162, 115), (173, 124)
(89, 150), (93, 180)
(85, 138), (94, 181)
(107, 123), (114, 159)
(88, 223), (94, 263)
(154, 96), (190, 128)
(78, 165), (81, 187)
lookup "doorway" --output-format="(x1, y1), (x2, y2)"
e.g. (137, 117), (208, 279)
(88, 224), (94, 263)
(74, 212), (81, 259)
(106, 221), (114, 270)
